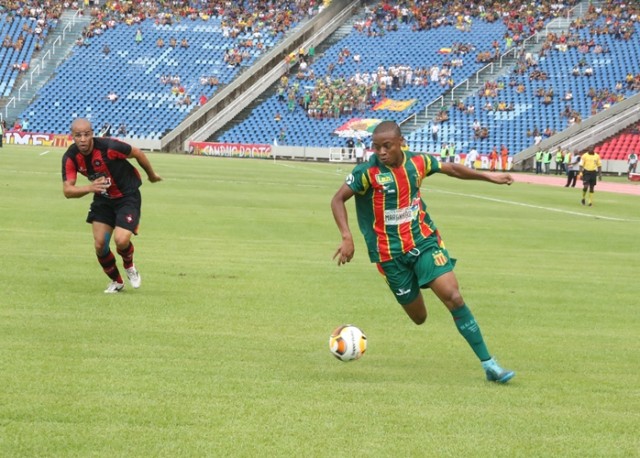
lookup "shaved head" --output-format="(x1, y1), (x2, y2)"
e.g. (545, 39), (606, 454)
(71, 118), (92, 133)
(372, 120), (401, 138)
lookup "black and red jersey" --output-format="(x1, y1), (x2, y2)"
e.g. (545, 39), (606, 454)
(61, 137), (142, 199)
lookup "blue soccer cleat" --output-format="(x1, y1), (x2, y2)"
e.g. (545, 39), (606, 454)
(482, 357), (515, 383)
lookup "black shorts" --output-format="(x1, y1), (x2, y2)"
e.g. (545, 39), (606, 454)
(86, 190), (142, 234)
(582, 171), (598, 187)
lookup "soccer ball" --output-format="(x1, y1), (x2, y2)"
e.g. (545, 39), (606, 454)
(329, 325), (367, 361)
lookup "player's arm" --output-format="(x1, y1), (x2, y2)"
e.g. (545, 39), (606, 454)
(331, 183), (356, 265)
(439, 162), (513, 185)
(62, 156), (109, 198)
(63, 176), (109, 199)
(129, 146), (162, 182)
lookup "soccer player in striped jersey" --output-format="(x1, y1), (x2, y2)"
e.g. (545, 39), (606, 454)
(62, 118), (162, 293)
(331, 121), (515, 383)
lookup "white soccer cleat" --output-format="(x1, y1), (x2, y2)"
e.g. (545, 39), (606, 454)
(104, 281), (124, 294)
(126, 266), (141, 289)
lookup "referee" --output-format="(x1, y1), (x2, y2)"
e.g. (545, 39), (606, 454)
(579, 150), (602, 206)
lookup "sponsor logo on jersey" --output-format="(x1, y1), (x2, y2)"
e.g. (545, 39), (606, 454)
(376, 172), (393, 184)
(384, 204), (419, 225)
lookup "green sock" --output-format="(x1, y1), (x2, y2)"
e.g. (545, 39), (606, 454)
(451, 305), (491, 361)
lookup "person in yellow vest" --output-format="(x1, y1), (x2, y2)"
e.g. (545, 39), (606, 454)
(439, 144), (449, 162)
(578, 150), (602, 206)
(554, 149), (564, 175)
(543, 149), (553, 174)
(535, 149), (543, 174)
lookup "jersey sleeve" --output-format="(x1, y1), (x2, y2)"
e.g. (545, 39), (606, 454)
(106, 138), (132, 159)
(345, 164), (370, 195)
(424, 153), (441, 176)
(61, 154), (77, 183)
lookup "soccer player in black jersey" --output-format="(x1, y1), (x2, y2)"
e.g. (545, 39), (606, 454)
(61, 118), (162, 293)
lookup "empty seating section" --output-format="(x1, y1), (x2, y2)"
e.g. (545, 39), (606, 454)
(595, 122), (640, 160)
(18, 5), (302, 139)
(0, 14), (41, 97)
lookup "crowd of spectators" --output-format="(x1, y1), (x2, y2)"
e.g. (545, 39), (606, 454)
(65, 0), (322, 117)
(0, 1), (62, 80)
(272, 0), (587, 128)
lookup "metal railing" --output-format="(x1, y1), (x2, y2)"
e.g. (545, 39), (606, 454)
(2, 10), (81, 121)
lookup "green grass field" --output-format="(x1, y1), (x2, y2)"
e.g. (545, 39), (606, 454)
(1, 145), (639, 457)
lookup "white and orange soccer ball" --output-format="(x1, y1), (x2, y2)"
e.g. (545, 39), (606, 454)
(329, 325), (367, 361)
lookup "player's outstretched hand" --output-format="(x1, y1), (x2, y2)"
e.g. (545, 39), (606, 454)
(148, 173), (163, 183)
(493, 173), (513, 185)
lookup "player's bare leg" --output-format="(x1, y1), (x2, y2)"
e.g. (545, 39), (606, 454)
(402, 293), (427, 325)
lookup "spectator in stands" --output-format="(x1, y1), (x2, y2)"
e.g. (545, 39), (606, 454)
(534, 131), (543, 145)
(169, 37), (177, 48)
(180, 38), (189, 48)
(431, 122), (440, 141)
(99, 122), (112, 137)
(156, 37), (164, 48)
(583, 64), (593, 77)
(103, 44), (110, 56)
(117, 122), (127, 137)
(107, 92), (119, 102)
(135, 28), (142, 44)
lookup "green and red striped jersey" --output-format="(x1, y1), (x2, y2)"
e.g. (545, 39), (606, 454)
(346, 151), (441, 263)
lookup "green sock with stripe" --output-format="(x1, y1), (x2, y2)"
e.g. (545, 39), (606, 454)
(451, 304), (491, 361)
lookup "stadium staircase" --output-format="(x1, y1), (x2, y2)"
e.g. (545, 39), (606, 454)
(405, 1), (590, 138)
(211, 16), (356, 141)
(162, 0), (359, 151)
(1, 9), (90, 126)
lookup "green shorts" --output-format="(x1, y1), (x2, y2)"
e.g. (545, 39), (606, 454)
(376, 242), (456, 306)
